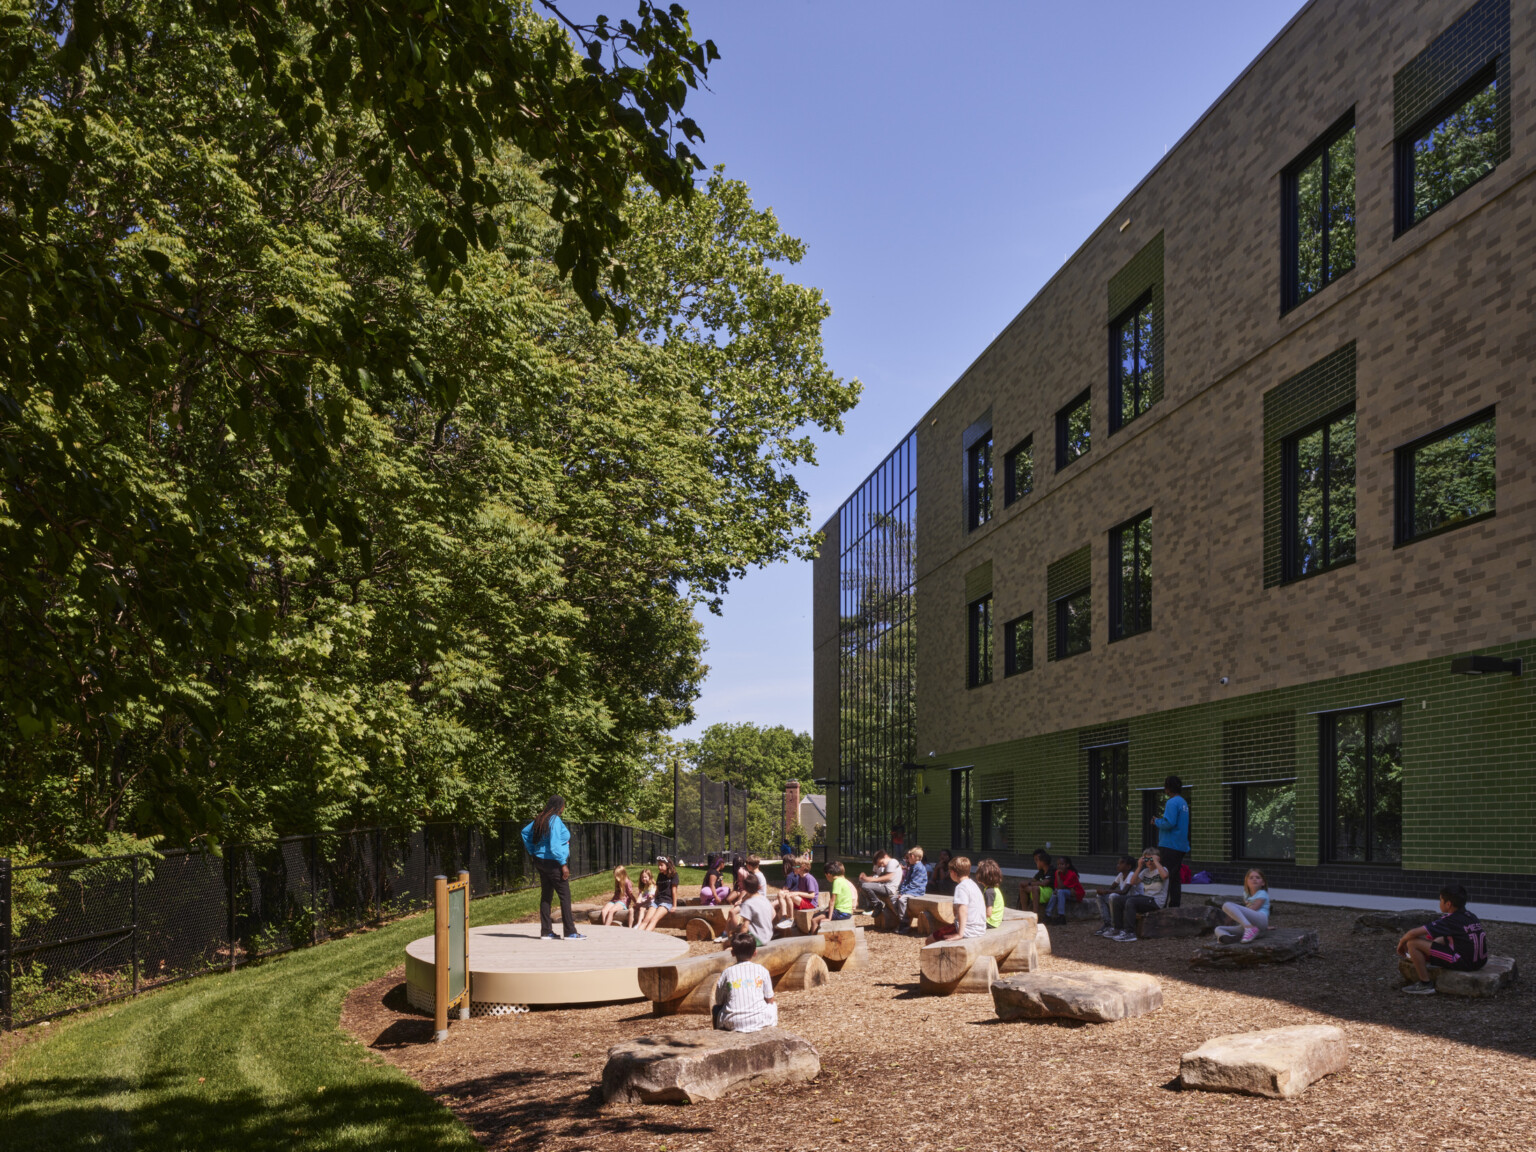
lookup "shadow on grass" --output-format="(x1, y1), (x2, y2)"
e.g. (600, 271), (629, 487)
(1, 1075), (474, 1152)
(434, 1067), (713, 1152)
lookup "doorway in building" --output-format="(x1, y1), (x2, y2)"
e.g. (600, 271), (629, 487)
(950, 767), (973, 850)
(1089, 743), (1129, 854)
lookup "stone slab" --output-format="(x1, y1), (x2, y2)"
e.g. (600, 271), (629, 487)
(1190, 928), (1320, 968)
(602, 1029), (820, 1104)
(991, 970), (1162, 1023)
(1179, 1025), (1347, 1099)
(1397, 954), (1517, 997)
(1356, 909), (1438, 934)
(1137, 905), (1220, 939)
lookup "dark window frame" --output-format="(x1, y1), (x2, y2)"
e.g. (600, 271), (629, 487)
(1108, 290), (1157, 432)
(1052, 586), (1091, 661)
(965, 432), (993, 532)
(1230, 780), (1298, 862)
(1108, 510), (1152, 641)
(966, 594), (993, 688)
(1055, 390), (1091, 472)
(1087, 742), (1129, 856)
(1280, 405), (1356, 583)
(1281, 109), (1356, 312)
(1003, 435), (1033, 506)
(980, 798), (1008, 851)
(1394, 63), (1500, 237)
(1393, 406), (1497, 547)
(1003, 612), (1033, 676)
(1319, 703), (1403, 866)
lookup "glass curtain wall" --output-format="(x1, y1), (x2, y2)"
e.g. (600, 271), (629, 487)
(838, 432), (918, 856)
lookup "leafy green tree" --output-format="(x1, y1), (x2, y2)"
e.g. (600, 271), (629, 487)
(0, 2), (857, 852)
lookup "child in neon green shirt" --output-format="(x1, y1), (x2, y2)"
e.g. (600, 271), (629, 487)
(809, 861), (857, 931)
(978, 858), (1006, 929)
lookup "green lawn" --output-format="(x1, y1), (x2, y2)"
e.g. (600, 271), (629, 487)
(0, 869), (700, 1151)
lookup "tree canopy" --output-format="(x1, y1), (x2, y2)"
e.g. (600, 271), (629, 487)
(0, 0), (858, 853)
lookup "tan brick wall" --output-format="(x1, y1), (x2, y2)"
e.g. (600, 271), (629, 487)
(905, 0), (1536, 761)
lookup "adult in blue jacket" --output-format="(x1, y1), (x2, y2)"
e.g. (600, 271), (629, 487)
(523, 795), (584, 940)
(1152, 774), (1190, 908)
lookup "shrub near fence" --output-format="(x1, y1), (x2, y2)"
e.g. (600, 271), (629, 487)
(0, 821), (675, 1030)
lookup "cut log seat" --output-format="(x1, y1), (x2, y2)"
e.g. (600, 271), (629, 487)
(918, 922), (1029, 995)
(791, 891), (832, 934)
(591, 904), (735, 931)
(638, 923), (860, 1014)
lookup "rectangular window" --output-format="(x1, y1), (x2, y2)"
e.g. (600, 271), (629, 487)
(1089, 744), (1129, 855)
(1109, 511), (1152, 640)
(1003, 436), (1033, 505)
(967, 595), (992, 687)
(1052, 586), (1090, 660)
(1003, 613), (1033, 676)
(1282, 408), (1355, 581)
(1110, 292), (1157, 431)
(1397, 68), (1500, 233)
(1283, 114), (1355, 311)
(966, 433), (993, 530)
(1231, 782), (1296, 861)
(1322, 704), (1402, 864)
(980, 798), (1008, 852)
(1395, 408), (1496, 545)
(1055, 390), (1090, 471)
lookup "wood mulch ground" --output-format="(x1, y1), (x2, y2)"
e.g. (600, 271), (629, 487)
(341, 902), (1536, 1151)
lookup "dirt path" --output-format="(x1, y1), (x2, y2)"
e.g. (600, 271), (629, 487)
(341, 904), (1536, 1151)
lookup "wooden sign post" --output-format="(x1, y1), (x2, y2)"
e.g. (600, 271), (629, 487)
(433, 870), (471, 1042)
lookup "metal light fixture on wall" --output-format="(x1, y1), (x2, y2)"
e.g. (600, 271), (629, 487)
(1450, 655), (1523, 676)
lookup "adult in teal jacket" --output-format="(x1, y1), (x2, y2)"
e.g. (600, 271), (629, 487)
(523, 795), (583, 940)
(1152, 774), (1190, 908)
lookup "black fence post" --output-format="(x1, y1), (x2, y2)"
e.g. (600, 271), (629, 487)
(374, 828), (384, 924)
(1, 857), (11, 1031)
(309, 837), (319, 947)
(227, 850), (238, 972)
(130, 854), (140, 997)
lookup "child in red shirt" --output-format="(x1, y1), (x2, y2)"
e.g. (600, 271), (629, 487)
(1043, 855), (1085, 925)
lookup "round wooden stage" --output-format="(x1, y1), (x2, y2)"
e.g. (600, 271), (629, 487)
(404, 923), (690, 1014)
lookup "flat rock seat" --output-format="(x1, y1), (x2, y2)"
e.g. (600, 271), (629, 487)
(602, 1029), (820, 1104)
(1354, 909), (1438, 934)
(1190, 928), (1320, 968)
(1179, 1025), (1347, 1099)
(1136, 905), (1220, 938)
(1396, 954), (1518, 997)
(992, 970), (1162, 1023)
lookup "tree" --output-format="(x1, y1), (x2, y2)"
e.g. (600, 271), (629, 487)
(0, 2), (857, 852)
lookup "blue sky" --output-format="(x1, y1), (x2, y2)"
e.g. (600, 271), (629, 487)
(670, 1), (1309, 739)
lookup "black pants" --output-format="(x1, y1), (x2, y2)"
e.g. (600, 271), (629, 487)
(1122, 893), (1160, 933)
(536, 858), (576, 936)
(1159, 847), (1185, 908)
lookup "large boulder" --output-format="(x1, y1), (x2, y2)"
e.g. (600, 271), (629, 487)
(1137, 904), (1220, 938)
(1396, 954), (1518, 997)
(1355, 909), (1438, 935)
(992, 970), (1162, 1023)
(1179, 1025), (1347, 1099)
(1190, 928), (1320, 968)
(601, 1029), (820, 1104)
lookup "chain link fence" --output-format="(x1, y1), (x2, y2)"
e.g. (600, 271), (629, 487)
(672, 772), (753, 864)
(0, 820), (673, 1031)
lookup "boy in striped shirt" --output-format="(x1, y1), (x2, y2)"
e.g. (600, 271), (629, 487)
(713, 932), (779, 1033)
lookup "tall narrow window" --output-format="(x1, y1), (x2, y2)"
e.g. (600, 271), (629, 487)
(1003, 436), (1033, 505)
(967, 595), (992, 687)
(980, 798), (1008, 851)
(1323, 704), (1403, 864)
(1052, 587), (1090, 659)
(966, 434), (993, 530)
(1003, 613), (1033, 676)
(1089, 744), (1129, 855)
(1283, 114), (1355, 310)
(1055, 390), (1091, 471)
(1397, 68), (1500, 233)
(1395, 408), (1496, 545)
(1109, 511), (1152, 640)
(1110, 292), (1157, 430)
(1282, 409), (1355, 581)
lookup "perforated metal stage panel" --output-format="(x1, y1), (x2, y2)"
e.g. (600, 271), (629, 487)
(404, 923), (690, 1011)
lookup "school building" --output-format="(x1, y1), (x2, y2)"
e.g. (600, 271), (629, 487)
(812, 0), (1536, 907)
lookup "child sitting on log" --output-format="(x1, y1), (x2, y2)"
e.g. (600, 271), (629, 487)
(977, 858), (1006, 929)
(777, 855), (820, 926)
(809, 860), (856, 932)
(700, 854), (731, 905)
(600, 865), (637, 927)
(1217, 868), (1271, 943)
(725, 870), (777, 946)
(1398, 884), (1489, 996)
(1093, 856), (1139, 938)
(631, 868), (656, 926)
(712, 932), (779, 1033)
(925, 856), (987, 943)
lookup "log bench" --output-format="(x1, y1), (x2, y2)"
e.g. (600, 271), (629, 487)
(791, 891), (832, 934)
(588, 904), (734, 933)
(907, 894), (1036, 936)
(918, 920), (1034, 995)
(637, 923), (861, 1015)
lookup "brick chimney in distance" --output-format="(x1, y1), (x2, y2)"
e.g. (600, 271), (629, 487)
(783, 779), (801, 835)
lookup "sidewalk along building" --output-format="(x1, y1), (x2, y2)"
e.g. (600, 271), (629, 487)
(812, 0), (1536, 905)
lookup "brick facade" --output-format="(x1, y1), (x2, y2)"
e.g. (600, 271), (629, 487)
(813, 0), (1536, 902)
